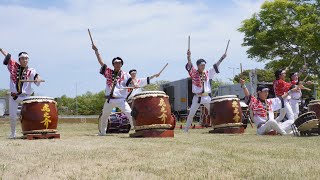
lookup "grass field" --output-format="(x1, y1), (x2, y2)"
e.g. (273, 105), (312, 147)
(1, 121), (320, 180)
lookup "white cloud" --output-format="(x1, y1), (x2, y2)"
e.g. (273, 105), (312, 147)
(0, 0), (265, 97)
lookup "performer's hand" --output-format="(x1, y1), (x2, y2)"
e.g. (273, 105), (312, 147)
(187, 49), (191, 57)
(92, 43), (98, 52)
(35, 77), (42, 83)
(240, 79), (245, 85)
(155, 73), (160, 78)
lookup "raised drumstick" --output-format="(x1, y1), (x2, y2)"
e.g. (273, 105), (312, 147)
(188, 35), (190, 50)
(88, 28), (94, 45)
(224, 40), (230, 54)
(158, 63), (169, 75)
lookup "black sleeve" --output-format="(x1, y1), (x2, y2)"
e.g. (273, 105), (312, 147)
(185, 63), (192, 72)
(99, 64), (107, 75)
(213, 64), (220, 73)
(245, 95), (252, 105)
(126, 78), (132, 87)
(147, 77), (150, 84)
(278, 96), (285, 108)
(3, 53), (11, 65)
(34, 74), (39, 80)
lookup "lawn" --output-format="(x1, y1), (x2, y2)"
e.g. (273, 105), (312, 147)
(0, 121), (320, 180)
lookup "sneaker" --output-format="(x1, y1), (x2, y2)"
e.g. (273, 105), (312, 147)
(8, 134), (16, 139)
(97, 132), (107, 136)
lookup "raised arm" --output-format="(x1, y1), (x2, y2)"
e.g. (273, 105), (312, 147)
(149, 73), (160, 80)
(92, 43), (104, 66)
(215, 53), (227, 67)
(240, 79), (250, 97)
(187, 49), (192, 67)
(0, 48), (8, 56)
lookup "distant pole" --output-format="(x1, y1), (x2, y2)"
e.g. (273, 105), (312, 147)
(76, 82), (78, 115)
(228, 67), (239, 78)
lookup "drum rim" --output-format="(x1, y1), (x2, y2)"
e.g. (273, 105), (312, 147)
(135, 124), (172, 130)
(23, 96), (55, 100)
(213, 123), (243, 129)
(134, 91), (166, 96)
(211, 97), (239, 103)
(309, 100), (320, 103)
(297, 111), (317, 118)
(297, 119), (319, 131)
(211, 95), (238, 100)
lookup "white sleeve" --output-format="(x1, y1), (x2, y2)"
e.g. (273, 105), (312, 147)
(270, 97), (284, 111)
(208, 64), (220, 79)
(30, 69), (40, 86)
(137, 77), (150, 87)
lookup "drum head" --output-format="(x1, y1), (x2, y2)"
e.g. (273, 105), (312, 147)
(133, 91), (168, 99)
(211, 95), (238, 103)
(298, 119), (319, 132)
(22, 96), (56, 104)
(309, 100), (320, 104)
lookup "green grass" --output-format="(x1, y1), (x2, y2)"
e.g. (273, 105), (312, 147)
(0, 121), (320, 180)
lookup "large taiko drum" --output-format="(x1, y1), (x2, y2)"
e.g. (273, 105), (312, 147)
(293, 112), (319, 133)
(210, 95), (244, 133)
(308, 100), (320, 119)
(20, 96), (58, 134)
(131, 91), (175, 131)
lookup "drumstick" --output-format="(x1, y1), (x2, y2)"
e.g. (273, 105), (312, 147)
(158, 63), (169, 75)
(224, 40), (230, 54)
(240, 63), (243, 78)
(20, 80), (45, 83)
(88, 28), (94, 45)
(188, 35), (190, 50)
(286, 57), (295, 70)
(121, 87), (141, 90)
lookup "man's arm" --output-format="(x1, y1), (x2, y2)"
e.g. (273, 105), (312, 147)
(240, 79), (250, 97)
(92, 44), (104, 66)
(0, 48), (8, 56)
(149, 73), (160, 80)
(187, 49), (192, 67)
(215, 53), (227, 67)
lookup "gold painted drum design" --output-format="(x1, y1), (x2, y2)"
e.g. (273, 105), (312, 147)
(210, 95), (243, 129)
(20, 96), (58, 134)
(131, 91), (175, 131)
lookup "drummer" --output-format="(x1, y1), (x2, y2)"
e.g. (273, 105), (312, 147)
(0, 48), (43, 139)
(273, 69), (297, 121)
(240, 79), (296, 135)
(289, 72), (312, 119)
(184, 49), (227, 132)
(91, 43), (134, 136)
(126, 69), (160, 101)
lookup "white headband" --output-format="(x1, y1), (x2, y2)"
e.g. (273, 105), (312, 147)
(19, 53), (29, 59)
(262, 88), (269, 92)
(113, 60), (122, 63)
(200, 62), (206, 65)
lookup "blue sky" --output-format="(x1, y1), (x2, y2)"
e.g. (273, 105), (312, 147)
(0, 0), (265, 97)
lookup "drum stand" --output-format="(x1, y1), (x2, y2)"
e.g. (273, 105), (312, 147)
(22, 129), (60, 140)
(130, 129), (174, 138)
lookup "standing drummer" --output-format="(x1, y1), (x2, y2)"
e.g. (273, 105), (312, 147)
(184, 49), (227, 132)
(0, 48), (43, 139)
(240, 79), (295, 135)
(126, 69), (160, 100)
(91, 43), (134, 136)
(289, 72), (312, 119)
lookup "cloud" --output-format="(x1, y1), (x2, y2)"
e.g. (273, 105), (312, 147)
(0, 0), (265, 97)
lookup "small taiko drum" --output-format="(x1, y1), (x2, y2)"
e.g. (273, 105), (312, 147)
(294, 112), (319, 132)
(308, 100), (320, 119)
(20, 96), (58, 134)
(210, 95), (244, 133)
(98, 112), (131, 133)
(131, 91), (175, 131)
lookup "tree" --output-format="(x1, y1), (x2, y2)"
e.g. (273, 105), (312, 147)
(0, 89), (9, 97)
(233, 69), (276, 83)
(238, 0), (320, 78)
(143, 80), (170, 91)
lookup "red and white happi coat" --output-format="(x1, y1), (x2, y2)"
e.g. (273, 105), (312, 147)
(100, 64), (131, 98)
(185, 63), (219, 94)
(3, 56), (39, 95)
(273, 79), (292, 97)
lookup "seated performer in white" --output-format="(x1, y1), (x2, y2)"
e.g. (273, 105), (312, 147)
(240, 79), (297, 135)
(126, 69), (160, 101)
(184, 49), (227, 132)
(0, 48), (43, 138)
(91, 43), (134, 136)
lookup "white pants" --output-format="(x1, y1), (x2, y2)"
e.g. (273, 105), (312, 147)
(9, 95), (30, 137)
(99, 99), (134, 134)
(185, 96), (211, 131)
(257, 119), (294, 135)
(289, 99), (300, 119)
(284, 99), (294, 120)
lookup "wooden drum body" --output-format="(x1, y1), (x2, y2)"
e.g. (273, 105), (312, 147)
(294, 112), (318, 132)
(130, 91), (175, 137)
(21, 96), (58, 134)
(209, 95), (244, 134)
(308, 100), (320, 119)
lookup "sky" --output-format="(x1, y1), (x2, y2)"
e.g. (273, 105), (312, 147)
(0, 0), (266, 97)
